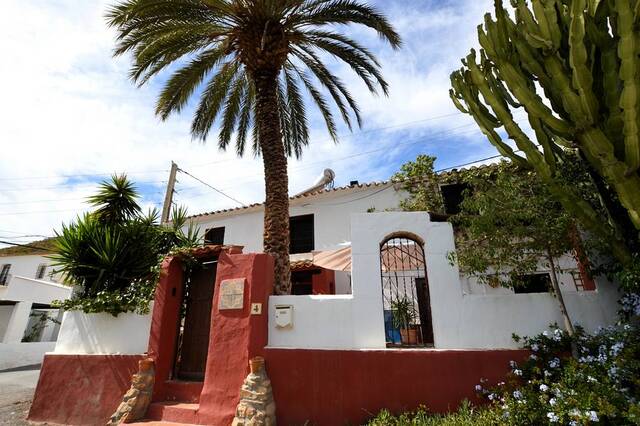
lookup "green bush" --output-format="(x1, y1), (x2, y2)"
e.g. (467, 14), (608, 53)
(51, 175), (200, 316)
(475, 323), (640, 425)
(366, 401), (499, 425)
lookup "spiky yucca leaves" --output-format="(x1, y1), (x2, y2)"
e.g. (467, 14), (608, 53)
(51, 177), (201, 311)
(450, 0), (640, 265)
(88, 174), (141, 225)
(106, 0), (400, 294)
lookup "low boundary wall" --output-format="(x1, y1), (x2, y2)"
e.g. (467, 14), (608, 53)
(265, 347), (528, 425)
(28, 354), (143, 425)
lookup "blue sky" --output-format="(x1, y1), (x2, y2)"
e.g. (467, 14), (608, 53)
(0, 0), (500, 246)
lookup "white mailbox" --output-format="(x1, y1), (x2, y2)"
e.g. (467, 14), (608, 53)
(275, 305), (293, 328)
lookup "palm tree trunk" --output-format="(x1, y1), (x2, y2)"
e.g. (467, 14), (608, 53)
(547, 250), (575, 336)
(253, 68), (291, 295)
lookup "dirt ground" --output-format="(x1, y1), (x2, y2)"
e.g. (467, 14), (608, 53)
(0, 368), (41, 425)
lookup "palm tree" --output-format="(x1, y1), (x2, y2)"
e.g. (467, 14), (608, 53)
(106, 0), (400, 294)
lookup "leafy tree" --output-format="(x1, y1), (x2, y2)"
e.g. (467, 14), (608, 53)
(392, 155), (444, 214)
(106, 0), (400, 294)
(452, 163), (578, 334)
(51, 175), (200, 316)
(449, 0), (640, 265)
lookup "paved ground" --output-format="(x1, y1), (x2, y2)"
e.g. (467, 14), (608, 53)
(0, 367), (41, 425)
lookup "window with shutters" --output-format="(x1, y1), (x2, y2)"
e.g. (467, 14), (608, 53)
(35, 264), (47, 280)
(0, 264), (11, 286)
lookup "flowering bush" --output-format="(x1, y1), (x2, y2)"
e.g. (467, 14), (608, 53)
(476, 324), (640, 425)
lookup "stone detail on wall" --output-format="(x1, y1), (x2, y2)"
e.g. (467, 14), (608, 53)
(232, 357), (276, 426)
(107, 358), (155, 425)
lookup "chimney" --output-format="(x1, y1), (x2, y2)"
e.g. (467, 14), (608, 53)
(349, 180), (359, 186)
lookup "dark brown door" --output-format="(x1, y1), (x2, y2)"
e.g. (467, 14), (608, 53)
(415, 277), (434, 345)
(177, 264), (216, 381)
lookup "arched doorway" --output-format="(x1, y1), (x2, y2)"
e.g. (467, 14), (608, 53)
(380, 234), (434, 347)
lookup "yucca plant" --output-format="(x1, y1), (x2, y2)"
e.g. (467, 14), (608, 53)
(51, 176), (200, 314)
(106, 0), (401, 294)
(450, 0), (640, 265)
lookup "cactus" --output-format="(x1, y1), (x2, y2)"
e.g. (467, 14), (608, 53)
(451, 0), (640, 264)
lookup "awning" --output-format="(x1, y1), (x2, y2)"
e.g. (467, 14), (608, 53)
(310, 246), (352, 272)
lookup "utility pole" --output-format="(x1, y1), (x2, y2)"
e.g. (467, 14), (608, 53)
(161, 161), (178, 224)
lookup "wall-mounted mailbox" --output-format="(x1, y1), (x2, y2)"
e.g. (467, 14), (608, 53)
(275, 305), (293, 328)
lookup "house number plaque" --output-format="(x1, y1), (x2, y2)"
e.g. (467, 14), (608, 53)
(218, 278), (245, 310)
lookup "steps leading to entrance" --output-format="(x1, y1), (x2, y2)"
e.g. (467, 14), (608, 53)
(146, 402), (200, 424)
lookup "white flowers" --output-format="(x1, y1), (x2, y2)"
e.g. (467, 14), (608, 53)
(610, 342), (624, 356)
(588, 410), (599, 422)
(475, 384), (482, 392)
(531, 343), (539, 352)
(549, 397), (557, 406)
(540, 384), (549, 392)
(509, 360), (517, 369)
(547, 412), (559, 423)
(548, 358), (560, 368)
(513, 390), (523, 400)
(587, 376), (597, 383)
(513, 369), (523, 376)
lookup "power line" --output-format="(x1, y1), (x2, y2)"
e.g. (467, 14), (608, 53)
(0, 169), (169, 182)
(176, 168), (247, 207)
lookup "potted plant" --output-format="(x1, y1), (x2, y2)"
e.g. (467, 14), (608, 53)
(391, 298), (418, 345)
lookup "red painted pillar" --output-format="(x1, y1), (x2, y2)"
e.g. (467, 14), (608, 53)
(197, 252), (274, 425)
(147, 256), (184, 400)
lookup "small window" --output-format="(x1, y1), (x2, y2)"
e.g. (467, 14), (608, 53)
(290, 214), (314, 254)
(440, 183), (469, 215)
(513, 273), (551, 294)
(204, 227), (225, 245)
(0, 264), (11, 285)
(35, 264), (47, 280)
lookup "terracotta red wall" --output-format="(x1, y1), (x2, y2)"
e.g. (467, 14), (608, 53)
(264, 348), (527, 425)
(312, 268), (335, 294)
(197, 252), (273, 426)
(147, 255), (185, 400)
(28, 354), (143, 425)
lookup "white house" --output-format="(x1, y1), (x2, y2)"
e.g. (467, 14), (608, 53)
(185, 175), (619, 349)
(0, 244), (71, 370)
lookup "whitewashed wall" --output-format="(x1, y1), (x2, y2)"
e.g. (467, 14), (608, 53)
(268, 212), (621, 350)
(54, 309), (152, 355)
(1, 276), (71, 305)
(191, 184), (404, 253)
(0, 342), (56, 371)
(0, 254), (60, 283)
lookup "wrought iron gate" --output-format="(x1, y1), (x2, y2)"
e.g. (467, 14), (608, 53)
(380, 235), (434, 347)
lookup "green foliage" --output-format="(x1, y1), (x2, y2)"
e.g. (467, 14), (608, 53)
(452, 162), (574, 288)
(50, 175), (201, 316)
(392, 155), (444, 214)
(450, 0), (640, 265)
(366, 401), (500, 426)
(106, 0), (400, 156)
(390, 297), (417, 329)
(476, 323), (640, 425)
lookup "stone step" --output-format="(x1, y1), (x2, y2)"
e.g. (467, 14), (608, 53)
(146, 401), (200, 425)
(127, 421), (198, 426)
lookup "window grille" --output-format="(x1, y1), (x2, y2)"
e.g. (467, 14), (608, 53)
(290, 214), (314, 254)
(380, 235), (433, 347)
(204, 227), (225, 245)
(36, 264), (47, 280)
(571, 270), (585, 291)
(0, 264), (11, 286)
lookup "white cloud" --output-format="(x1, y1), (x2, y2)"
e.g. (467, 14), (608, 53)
(0, 0), (496, 247)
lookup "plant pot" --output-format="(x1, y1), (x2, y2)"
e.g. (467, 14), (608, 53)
(400, 328), (419, 345)
(250, 356), (265, 374)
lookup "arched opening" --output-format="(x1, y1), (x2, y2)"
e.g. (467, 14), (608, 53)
(380, 234), (434, 347)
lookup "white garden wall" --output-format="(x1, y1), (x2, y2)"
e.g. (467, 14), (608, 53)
(54, 309), (152, 355)
(0, 342), (55, 371)
(268, 212), (621, 350)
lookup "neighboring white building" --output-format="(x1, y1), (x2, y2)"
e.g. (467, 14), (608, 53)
(185, 177), (619, 349)
(0, 244), (71, 370)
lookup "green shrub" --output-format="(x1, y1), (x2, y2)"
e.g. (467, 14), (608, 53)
(366, 401), (499, 425)
(51, 175), (200, 316)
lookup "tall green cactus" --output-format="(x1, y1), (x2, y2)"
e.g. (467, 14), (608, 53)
(450, 0), (640, 264)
